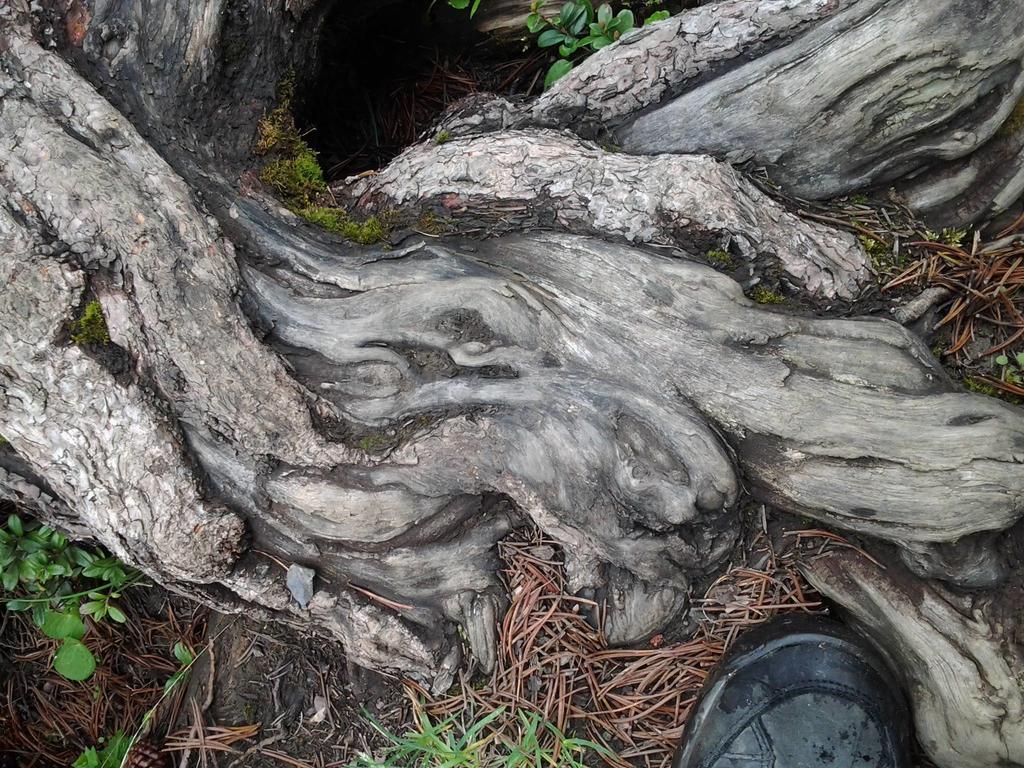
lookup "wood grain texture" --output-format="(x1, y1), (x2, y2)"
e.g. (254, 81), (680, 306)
(343, 131), (870, 299)
(2, 1), (1024, 725)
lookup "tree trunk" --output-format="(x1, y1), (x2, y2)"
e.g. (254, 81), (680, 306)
(2, 1), (1024, 762)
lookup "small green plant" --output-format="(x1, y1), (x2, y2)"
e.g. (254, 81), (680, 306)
(70, 300), (110, 345)
(72, 640), (196, 767)
(164, 640), (195, 694)
(348, 706), (609, 767)
(750, 286), (787, 305)
(527, 0), (670, 87)
(435, 130), (452, 145)
(72, 731), (132, 768)
(433, 0), (484, 17)
(1, 513), (142, 681)
(994, 351), (1024, 385)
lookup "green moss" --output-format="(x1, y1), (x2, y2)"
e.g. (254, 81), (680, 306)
(260, 149), (327, 208)
(705, 249), (734, 269)
(750, 286), (787, 305)
(255, 72), (301, 156)
(70, 300), (110, 345)
(255, 72), (331, 210)
(297, 205), (348, 232)
(297, 206), (390, 244)
(343, 215), (388, 245)
(858, 234), (898, 274)
(997, 96), (1024, 139)
(415, 211), (449, 236)
(849, 194), (870, 205)
(964, 377), (1000, 397)
(434, 130), (452, 145)
(358, 434), (392, 454)
(0, 434), (8, 448)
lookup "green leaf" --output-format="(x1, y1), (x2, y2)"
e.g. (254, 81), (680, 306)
(537, 28), (566, 46)
(995, 354), (1009, 366)
(645, 10), (670, 23)
(1016, 352), (1024, 367)
(558, 40), (578, 57)
(106, 604), (127, 624)
(544, 58), (573, 88)
(5, 599), (30, 612)
(74, 731), (131, 768)
(590, 35), (612, 49)
(469, 0), (483, 16)
(173, 641), (195, 666)
(80, 600), (104, 616)
(72, 748), (100, 768)
(2, 563), (18, 591)
(97, 732), (131, 768)
(568, 9), (588, 35)
(596, 2), (612, 24)
(41, 608), (86, 639)
(616, 8), (634, 31)
(447, 0), (470, 8)
(526, 12), (547, 32)
(71, 547), (95, 568)
(54, 638), (96, 681)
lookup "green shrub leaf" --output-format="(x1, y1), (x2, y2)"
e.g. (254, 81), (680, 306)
(41, 608), (86, 639)
(544, 59), (574, 88)
(537, 28), (566, 47)
(54, 638), (96, 681)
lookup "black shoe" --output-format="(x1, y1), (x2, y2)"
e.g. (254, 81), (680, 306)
(674, 615), (911, 768)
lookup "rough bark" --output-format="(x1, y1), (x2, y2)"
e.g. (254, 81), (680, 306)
(343, 131), (870, 299)
(803, 550), (1024, 768)
(441, 0), (1024, 226)
(2, 0), (1024, 730)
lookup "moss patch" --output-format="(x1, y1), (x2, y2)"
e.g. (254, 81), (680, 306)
(70, 300), (110, 346)
(256, 75), (392, 245)
(434, 130), (452, 145)
(964, 376), (1023, 405)
(997, 96), (1024, 139)
(858, 234), (897, 275)
(705, 249), (734, 269)
(415, 211), (450, 236)
(298, 206), (390, 244)
(750, 286), (787, 305)
(260, 150), (328, 208)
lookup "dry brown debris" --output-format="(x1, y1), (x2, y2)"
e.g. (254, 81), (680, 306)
(412, 528), (833, 768)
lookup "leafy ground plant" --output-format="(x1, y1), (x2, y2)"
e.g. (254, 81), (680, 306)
(71, 639), (197, 767)
(0, 512), (143, 681)
(348, 706), (608, 768)
(528, 0), (670, 87)
(994, 351), (1024, 386)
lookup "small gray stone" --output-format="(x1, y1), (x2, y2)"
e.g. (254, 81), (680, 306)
(286, 563), (316, 609)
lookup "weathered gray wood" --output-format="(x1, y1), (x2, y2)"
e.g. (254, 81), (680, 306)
(342, 131), (870, 299)
(443, 0), (1024, 226)
(803, 550), (1024, 768)
(2, 0), (1024, 718)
